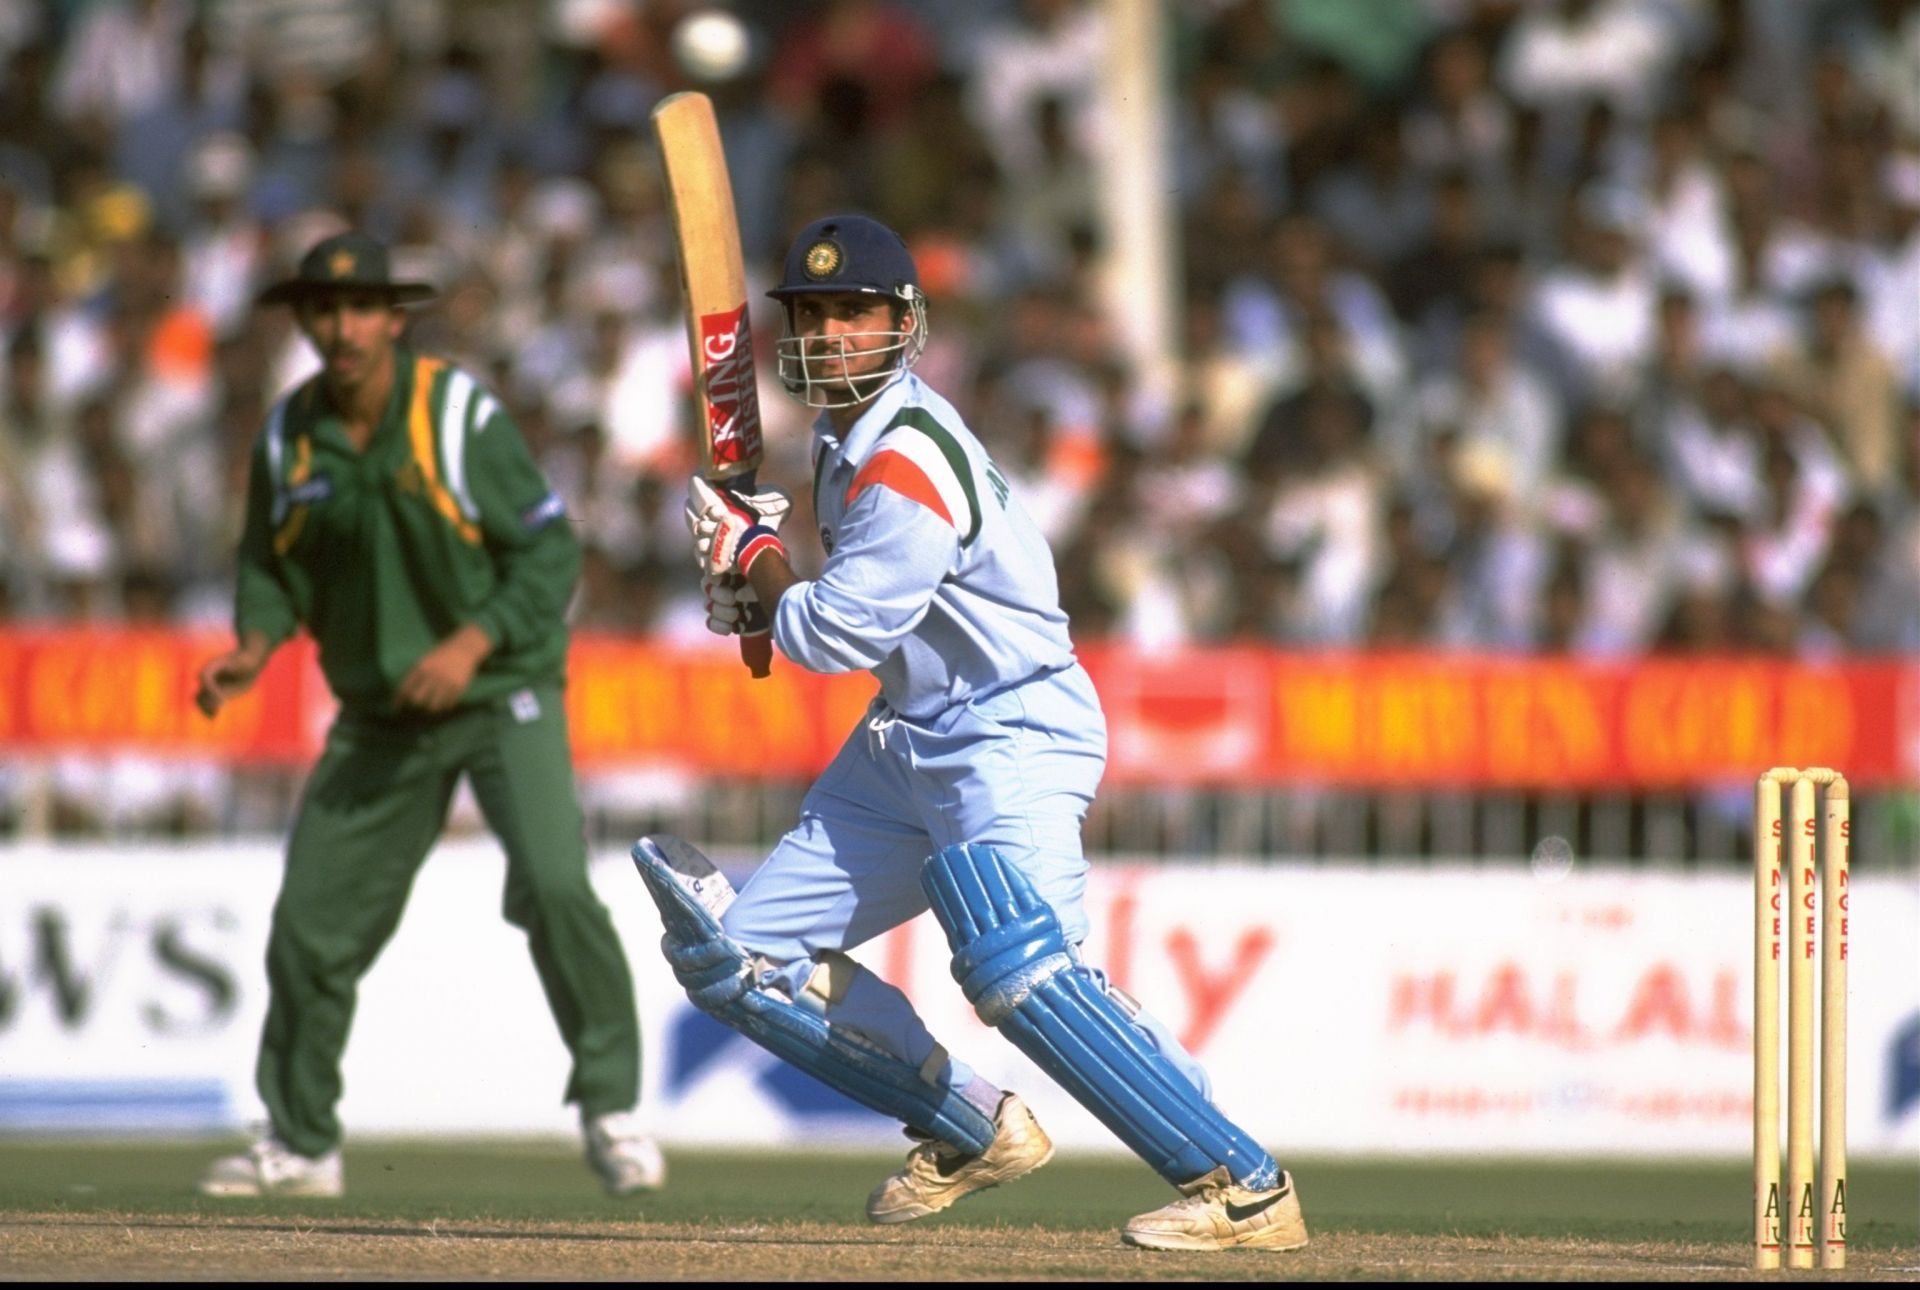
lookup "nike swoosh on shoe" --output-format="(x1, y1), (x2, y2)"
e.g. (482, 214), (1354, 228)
(1224, 1185), (1290, 1224)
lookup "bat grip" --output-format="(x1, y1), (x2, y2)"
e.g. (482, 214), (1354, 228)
(740, 624), (771, 678)
(721, 468), (772, 679)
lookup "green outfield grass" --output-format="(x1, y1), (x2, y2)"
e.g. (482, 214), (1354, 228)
(2, 1140), (1916, 1247)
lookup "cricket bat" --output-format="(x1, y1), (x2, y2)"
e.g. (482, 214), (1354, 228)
(652, 90), (772, 677)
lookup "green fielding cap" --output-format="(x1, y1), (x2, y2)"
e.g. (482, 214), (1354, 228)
(257, 231), (437, 306)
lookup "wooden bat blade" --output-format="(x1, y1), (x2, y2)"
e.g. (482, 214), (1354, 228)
(652, 91), (764, 483)
(653, 90), (772, 679)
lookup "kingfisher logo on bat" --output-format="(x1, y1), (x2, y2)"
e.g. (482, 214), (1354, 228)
(698, 304), (762, 468)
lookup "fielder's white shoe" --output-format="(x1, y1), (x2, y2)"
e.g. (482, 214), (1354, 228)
(866, 1093), (1054, 1224)
(583, 1110), (667, 1195)
(197, 1136), (344, 1198)
(1123, 1166), (1308, 1252)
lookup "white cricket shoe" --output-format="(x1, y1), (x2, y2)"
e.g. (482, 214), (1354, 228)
(197, 1136), (343, 1198)
(584, 1110), (667, 1195)
(866, 1093), (1054, 1224)
(1122, 1166), (1308, 1252)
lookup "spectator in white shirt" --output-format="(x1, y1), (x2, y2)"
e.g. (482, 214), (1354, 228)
(53, 0), (191, 135)
(1697, 213), (1803, 374)
(180, 133), (265, 341)
(1845, 475), (1920, 651)
(1258, 384), (1383, 646)
(1415, 308), (1565, 500)
(1859, 152), (1920, 397)
(1739, 383), (1850, 604)
(965, 0), (1105, 186)
(1435, 435), (1552, 648)
(1500, 0), (1680, 118)
(1637, 108), (1735, 300)
(1578, 452), (1690, 654)
(1664, 364), (1764, 520)
(1136, 399), (1242, 547)
(0, 329), (116, 617)
(1530, 185), (1658, 404)
(1224, 213), (1408, 410)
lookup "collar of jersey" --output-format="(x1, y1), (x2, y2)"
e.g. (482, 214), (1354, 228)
(811, 371), (920, 470)
(310, 344), (415, 453)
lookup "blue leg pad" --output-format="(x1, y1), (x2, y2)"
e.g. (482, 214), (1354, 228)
(632, 837), (993, 1155)
(921, 842), (1278, 1190)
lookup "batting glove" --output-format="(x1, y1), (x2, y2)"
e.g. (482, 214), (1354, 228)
(684, 477), (791, 539)
(687, 476), (790, 578)
(702, 573), (768, 638)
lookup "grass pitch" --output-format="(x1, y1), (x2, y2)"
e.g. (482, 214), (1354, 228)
(2, 1140), (1916, 1280)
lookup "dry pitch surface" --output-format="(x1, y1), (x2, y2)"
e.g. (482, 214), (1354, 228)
(3, 1142), (1916, 1281)
(11, 1217), (1920, 1282)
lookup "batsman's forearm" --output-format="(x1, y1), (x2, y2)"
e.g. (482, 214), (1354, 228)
(745, 551), (798, 611)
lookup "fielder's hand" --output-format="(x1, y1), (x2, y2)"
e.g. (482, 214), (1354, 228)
(395, 622), (494, 714)
(686, 476), (790, 578)
(194, 639), (271, 717)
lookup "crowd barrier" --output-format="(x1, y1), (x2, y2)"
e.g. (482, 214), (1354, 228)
(3, 844), (1915, 1159)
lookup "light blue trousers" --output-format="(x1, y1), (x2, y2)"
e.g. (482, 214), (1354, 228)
(721, 664), (1213, 1107)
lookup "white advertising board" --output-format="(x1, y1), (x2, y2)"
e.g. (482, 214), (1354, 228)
(1, 844), (1915, 1159)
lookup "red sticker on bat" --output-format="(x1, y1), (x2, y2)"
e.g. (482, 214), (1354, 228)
(698, 305), (762, 469)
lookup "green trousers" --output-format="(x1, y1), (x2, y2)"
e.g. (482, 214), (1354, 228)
(256, 683), (639, 1157)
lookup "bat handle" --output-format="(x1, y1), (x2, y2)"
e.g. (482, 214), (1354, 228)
(740, 629), (771, 678)
(722, 470), (773, 679)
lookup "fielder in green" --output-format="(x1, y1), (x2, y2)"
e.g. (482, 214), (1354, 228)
(193, 231), (657, 1198)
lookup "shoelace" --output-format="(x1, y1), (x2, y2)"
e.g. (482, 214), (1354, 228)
(901, 1131), (975, 1180)
(1168, 1189), (1222, 1211)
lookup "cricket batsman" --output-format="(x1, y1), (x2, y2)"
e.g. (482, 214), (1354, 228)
(635, 214), (1304, 1251)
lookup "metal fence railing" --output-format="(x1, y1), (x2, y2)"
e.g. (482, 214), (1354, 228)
(1073, 786), (1917, 873)
(3, 767), (1913, 874)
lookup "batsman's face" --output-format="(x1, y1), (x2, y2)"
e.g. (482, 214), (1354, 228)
(788, 293), (899, 386)
(297, 290), (407, 385)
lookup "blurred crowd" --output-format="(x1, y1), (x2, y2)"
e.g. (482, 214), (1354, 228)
(0, 0), (1917, 835)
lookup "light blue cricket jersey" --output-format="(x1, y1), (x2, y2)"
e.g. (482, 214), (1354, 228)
(771, 374), (1078, 720)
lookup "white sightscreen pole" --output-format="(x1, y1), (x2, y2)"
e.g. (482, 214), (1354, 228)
(1097, 0), (1179, 398)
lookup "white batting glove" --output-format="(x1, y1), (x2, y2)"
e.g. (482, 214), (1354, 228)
(683, 478), (792, 541)
(686, 476), (791, 577)
(702, 573), (759, 636)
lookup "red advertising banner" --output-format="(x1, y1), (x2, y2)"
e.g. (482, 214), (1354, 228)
(0, 628), (317, 763)
(0, 629), (1914, 788)
(1085, 649), (1920, 789)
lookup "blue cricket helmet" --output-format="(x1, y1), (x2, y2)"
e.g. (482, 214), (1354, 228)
(766, 213), (929, 409)
(768, 214), (920, 300)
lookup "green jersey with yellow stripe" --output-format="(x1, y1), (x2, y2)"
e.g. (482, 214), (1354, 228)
(234, 347), (579, 712)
